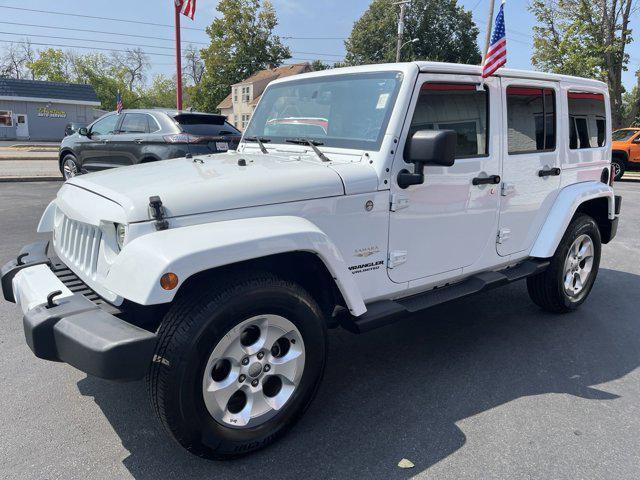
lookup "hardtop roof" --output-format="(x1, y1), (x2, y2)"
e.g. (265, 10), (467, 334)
(267, 61), (608, 91)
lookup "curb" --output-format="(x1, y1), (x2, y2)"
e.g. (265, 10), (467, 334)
(0, 177), (62, 183)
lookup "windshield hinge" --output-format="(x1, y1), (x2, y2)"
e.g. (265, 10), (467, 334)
(388, 250), (408, 269)
(390, 194), (409, 212)
(497, 228), (511, 244)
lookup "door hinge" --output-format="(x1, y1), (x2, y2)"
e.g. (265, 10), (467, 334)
(497, 228), (511, 244)
(501, 182), (515, 197)
(388, 250), (408, 268)
(390, 194), (409, 212)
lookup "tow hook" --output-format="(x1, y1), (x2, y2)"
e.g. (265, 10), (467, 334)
(148, 196), (169, 231)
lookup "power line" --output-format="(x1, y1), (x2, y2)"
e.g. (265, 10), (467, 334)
(0, 33), (346, 60)
(0, 5), (204, 31)
(0, 39), (343, 64)
(0, 32), (187, 52)
(0, 5), (349, 40)
(0, 20), (208, 45)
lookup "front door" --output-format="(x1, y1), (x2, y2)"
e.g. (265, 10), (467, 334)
(388, 73), (502, 283)
(80, 113), (120, 172)
(497, 79), (561, 256)
(15, 114), (29, 139)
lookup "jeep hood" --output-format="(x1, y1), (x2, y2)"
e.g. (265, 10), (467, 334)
(66, 152), (349, 222)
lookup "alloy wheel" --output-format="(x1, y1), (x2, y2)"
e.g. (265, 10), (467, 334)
(563, 234), (594, 297)
(63, 158), (78, 180)
(202, 314), (305, 428)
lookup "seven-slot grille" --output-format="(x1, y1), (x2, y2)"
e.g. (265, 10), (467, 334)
(56, 215), (102, 279)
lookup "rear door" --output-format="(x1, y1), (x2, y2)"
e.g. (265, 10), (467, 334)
(109, 113), (154, 165)
(497, 79), (560, 256)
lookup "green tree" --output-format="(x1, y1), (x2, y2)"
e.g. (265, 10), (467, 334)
(191, 0), (290, 112)
(310, 59), (330, 71)
(530, 0), (636, 128)
(139, 74), (177, 108)
(27, 48), (70, 82)
(345, 0), (481, 66)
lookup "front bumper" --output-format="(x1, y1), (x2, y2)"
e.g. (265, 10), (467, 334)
(2, 241), (157, 381)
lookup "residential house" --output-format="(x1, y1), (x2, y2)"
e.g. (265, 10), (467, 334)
(217, 63), (312, 130)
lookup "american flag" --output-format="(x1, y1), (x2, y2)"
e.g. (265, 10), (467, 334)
(176, 0), (196, 20)
(482, 0), (507, 78)
(116, 92), (123, 114)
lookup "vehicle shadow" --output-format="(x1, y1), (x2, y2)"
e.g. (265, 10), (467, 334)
(76, 268), (640, 479)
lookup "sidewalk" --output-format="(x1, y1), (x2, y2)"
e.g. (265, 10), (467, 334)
(0, 159), (61, 181)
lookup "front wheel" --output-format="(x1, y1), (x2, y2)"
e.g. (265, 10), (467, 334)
(61, 154), (79, 181)
(527, 214), (601, 313)
(147, 272), (327, 459)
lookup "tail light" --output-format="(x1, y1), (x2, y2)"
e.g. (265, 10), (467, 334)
(163, 133), (204, 144)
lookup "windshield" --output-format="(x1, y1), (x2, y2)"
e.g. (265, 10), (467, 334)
(244, 71), (403, 150)
(612, 129), (639, 142)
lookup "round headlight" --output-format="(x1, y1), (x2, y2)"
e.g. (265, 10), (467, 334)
(116, 223), (127, 250)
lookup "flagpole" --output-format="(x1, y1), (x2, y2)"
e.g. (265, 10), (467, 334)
(175, 2), (184, 110)
(482, 0), (496, 64)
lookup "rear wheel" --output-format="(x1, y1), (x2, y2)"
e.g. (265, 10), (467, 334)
(147, 272), (327, 459)
(527, 214), (601, 313)
(611, 156), (626, 181)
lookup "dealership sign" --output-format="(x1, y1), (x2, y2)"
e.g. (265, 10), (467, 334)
(37, 107), (67, 118)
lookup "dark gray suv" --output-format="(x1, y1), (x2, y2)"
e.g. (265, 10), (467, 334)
(59, 109), (241, 180)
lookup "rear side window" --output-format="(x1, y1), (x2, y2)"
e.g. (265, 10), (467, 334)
(409, 83), (488, 158)
(507, 87), (556, 154)
(120, 113), (150, 134)
(568, 92), (607, 149)
(174, 114), (241, 136)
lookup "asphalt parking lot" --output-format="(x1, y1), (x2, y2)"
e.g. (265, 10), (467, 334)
(1, 181), (639, 480)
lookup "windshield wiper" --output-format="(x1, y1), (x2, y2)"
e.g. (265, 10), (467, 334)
(244, 136), (270, 154)
(285, 138), (331, 162)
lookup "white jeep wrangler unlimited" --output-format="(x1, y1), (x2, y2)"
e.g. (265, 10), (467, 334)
(2, 62), (621, 458)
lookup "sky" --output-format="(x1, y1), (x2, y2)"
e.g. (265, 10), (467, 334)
(1, 0), (639, 90)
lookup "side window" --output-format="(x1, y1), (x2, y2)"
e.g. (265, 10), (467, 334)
(90, 114), (119, 136)
(507, 87), (556, 154)
(119, 113), (150, 134)
(409, 83), (488, 158)
(568, 92), (607, 149)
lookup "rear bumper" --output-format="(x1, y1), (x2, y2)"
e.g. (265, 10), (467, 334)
(2, 241), (157, 381)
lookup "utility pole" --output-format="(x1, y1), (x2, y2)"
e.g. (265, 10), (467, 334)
(482, 0), (496, 63)
(394, 0), (411, 63)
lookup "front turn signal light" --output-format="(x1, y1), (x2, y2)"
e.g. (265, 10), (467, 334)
(160, 273), (179, 290)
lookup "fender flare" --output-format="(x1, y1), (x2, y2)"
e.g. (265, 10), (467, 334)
(103, 215), (367, 315)
(611, 149), (629, 163)
(530, 181), (614, 258)
(37, 201), (56, 233)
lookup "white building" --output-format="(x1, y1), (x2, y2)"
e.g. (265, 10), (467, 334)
(217, 63), (311, 130)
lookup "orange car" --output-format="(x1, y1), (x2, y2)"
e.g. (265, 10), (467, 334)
(612, 127), (640, 180)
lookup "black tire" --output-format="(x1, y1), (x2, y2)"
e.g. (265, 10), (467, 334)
(527, 214), (601, 313)
(611, 156), (626, 181)
(60, 153), (80, 181)
(147, 272), (327, 459)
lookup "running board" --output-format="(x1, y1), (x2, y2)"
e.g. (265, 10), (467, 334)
(339, 259), (549, 334)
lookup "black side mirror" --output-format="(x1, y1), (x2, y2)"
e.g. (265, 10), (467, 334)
(397, 129), (457, 189)
(78, 127), (89, 137)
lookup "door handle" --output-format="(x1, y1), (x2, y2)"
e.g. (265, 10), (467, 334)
(538, 167), (561, 177)
(134, 139), (144, 144)
(472, 174), (501, 186)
